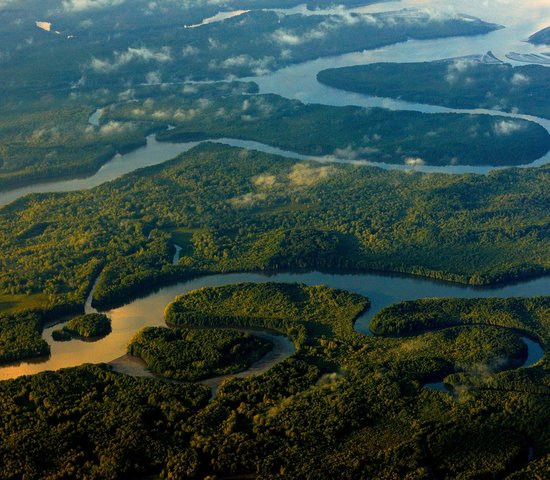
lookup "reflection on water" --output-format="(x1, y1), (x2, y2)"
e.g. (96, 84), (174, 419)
(522, 336), (545, 368)
(0, 270), (547, 380)
(424, 382), (448, 392)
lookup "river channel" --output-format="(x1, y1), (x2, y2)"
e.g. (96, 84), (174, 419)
(0, 270), (547, 380)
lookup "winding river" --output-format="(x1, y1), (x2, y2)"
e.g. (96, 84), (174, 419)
(0, 270), (547, 381)
(0, 1), (548, 385)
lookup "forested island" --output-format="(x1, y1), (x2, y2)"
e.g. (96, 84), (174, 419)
(317, 57), (550, 119)
(105, 90), (550, 166)
(0, 285), (547, 479)
(0, 1), (503, 190)
(0, 2), (499, 96)
(165, 283), (370, 346)
(52, 313), (111, 341)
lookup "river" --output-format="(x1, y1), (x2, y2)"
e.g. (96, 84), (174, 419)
(0, 270), (547, 380)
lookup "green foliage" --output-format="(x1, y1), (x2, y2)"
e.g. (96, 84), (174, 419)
(0, 285), (548, 479)
(91, 230), (184, 309)
(318, 59), (550, 119)
(0, 1), (497, 188)
(0, 311), (49, 363)
(0, 293), (49, 315)
(0, 91), (151, 191)
(0, 364), (210, 479)
(0, 4), (498, 98)
(128, 327), (273, 381)
(51, 329), (72, 342)
(371, 296), (550, 343)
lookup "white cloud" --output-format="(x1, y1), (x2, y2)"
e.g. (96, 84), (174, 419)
(405, 157), (426, 166)
(229, 192), (267, 208)
(511, 72), (529, 86)
(271, 13), (378, 46)
(493, 120), (524, 136)
(289, 163), (332, 186)
(211, 55), (275, 76)
(445, 58), (477, 84)
(90, 46), (172, 73)
(253, 174), (277, 188)
(333, 145), (380, 160)
(182, 45), (199, 57)
(271, 29), (302, 46)
(145, 70), (162, 84)
(99, 121), (136, 136)
(182, 84), (198, 94)
(63, 0), (125, 12)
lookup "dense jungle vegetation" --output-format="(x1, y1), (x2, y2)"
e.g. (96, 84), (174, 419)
(0, 364), (211, 479)
(128, 327), (273, 381)
(317, 58), (550, 119)
(0, 285), (547, 479)
(0, 1), (548, 478)
(106, 91), (550, 166)
(0, 92), (148, 192)
(0, 144), (548, 364)
(0, 0), (502, 189)
(165, 283), (370, 347)
(0, 311), (50, 364)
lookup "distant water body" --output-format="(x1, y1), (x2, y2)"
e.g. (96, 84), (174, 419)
(1, 1), (550, 207)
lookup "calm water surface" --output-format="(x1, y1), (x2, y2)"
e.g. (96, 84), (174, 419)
(0, 271), (547, 380)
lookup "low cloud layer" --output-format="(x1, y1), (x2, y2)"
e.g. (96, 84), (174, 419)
(493, 120), (524, 136)
(90, 46), (172, 73)
(288, 163), (332, 186)
(62, 0), (125, 12)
